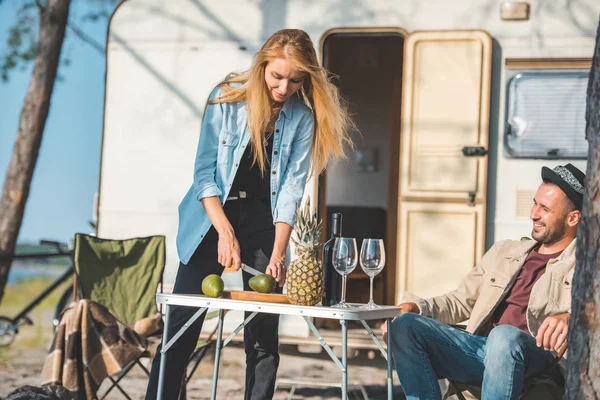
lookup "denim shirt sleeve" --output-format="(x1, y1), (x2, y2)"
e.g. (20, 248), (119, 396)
(193, 86), (225, 201)
(274, 110), (315, 226)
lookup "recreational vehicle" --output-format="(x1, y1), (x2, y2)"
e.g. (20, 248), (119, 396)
(97, 0), (597, 344)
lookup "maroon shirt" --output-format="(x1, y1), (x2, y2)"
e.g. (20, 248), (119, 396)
(492, 247), (563, 332)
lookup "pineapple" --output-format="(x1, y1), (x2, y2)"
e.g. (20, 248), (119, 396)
(286, 197), (324, 306)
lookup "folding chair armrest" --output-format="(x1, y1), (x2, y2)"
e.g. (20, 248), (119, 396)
(556, 342), (568, 360)
(449, 381), (470, 400)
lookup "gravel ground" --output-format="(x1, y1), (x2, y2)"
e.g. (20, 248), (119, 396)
(0, 277), (407, 399)
(0, 342), (406, 399)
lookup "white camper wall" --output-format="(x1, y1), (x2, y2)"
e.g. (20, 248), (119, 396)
(100, 0), (599, 281)
(99, 0), (599, 336)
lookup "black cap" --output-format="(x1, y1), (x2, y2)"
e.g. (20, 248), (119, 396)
(541, 163), (586, 210)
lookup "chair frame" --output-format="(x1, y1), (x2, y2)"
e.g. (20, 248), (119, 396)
(449, 343), (567, 400)
(69, 234), (226, 399)
(69, 234), (166, 400)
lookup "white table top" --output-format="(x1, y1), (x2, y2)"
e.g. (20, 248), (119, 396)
(157, 293), (402, 321)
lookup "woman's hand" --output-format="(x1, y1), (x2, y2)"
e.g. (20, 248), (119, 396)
(266, 256), (286, 287)
(201, 196), (240, 269)
(218, 231), (241, 270)
(268, 223), (293, 287)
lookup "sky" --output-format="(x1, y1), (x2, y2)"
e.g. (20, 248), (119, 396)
(0, 1), (117, 245)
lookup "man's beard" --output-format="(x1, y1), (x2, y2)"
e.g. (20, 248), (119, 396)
(531, 218), (568, 246)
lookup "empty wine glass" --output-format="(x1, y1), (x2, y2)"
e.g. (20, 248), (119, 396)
(360, 239), (386, 308)
(332, 237), (358, 308)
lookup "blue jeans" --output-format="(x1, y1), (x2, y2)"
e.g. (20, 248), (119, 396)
(390, 313), (557, 400)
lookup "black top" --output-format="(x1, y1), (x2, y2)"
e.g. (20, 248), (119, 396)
(229, 132), (274, 200)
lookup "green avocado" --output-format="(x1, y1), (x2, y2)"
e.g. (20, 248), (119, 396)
(202, 274), (224, 298)
(248, 274), (276, 294)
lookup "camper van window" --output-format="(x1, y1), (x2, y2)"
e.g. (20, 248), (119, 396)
(505, 69), (588, 159)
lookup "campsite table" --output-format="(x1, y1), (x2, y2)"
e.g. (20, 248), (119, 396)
(155, 293), (401, 400)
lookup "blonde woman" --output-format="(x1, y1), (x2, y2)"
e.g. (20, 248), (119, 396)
(146, 29), (353, 400)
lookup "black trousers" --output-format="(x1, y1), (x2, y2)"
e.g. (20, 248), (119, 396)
(146, 198), (281, 400)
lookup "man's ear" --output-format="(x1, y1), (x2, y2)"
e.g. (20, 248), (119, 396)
(567, 210), (581, 227)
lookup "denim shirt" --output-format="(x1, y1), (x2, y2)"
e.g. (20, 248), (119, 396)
(177, 86), (315, 264)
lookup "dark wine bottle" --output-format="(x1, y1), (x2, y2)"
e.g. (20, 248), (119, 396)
(322, 212), (343, 306)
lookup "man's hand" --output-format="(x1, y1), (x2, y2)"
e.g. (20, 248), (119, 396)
(381, 302), (419, 342)
(536, 313), (570, 352)
(399, 302), (420, 314)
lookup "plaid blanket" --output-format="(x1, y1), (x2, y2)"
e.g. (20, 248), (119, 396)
(41, 299), (148, 399)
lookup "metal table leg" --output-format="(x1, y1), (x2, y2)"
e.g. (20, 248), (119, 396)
(156, 305), (207, 399)
(157, 304), (170, 400)
(387, 318), (393, 400)
(211, 309), (225, 400)
(359, 318), (393, 399)
(341, 319), (348, 400)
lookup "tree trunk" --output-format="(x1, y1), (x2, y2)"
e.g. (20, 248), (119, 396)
(565, 16), (600, 400)
(0, 0), (71, 304)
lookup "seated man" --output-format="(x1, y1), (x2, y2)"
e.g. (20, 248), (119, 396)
(384, 163), (585, 400)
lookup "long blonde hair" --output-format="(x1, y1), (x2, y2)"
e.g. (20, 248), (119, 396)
(211, 29), (353, 176)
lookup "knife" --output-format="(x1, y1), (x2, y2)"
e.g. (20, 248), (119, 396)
(240, 263), (262, 276)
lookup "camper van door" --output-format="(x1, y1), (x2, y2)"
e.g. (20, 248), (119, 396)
(396, 30), (492, 302)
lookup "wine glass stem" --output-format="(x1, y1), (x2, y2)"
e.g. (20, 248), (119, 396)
(341, 274), (347, 304)
(369, 276), (374, 303)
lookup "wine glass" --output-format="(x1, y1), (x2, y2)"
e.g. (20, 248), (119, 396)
(360, 239), (386, 308)
(332, 237), (358, 308)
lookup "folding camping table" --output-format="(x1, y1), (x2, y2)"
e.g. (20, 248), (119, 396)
(155, 293), (401, 400)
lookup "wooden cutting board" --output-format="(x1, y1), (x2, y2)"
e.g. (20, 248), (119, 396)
(222, 290), (290, 304)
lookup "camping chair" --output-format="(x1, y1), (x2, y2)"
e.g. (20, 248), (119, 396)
(72, 233), (166, 399)
(73, 233), (223, 400)
(447, 339), (567, 400)
(447, 236), (566, 400)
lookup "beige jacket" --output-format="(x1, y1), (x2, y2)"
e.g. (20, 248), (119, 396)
(401, 239), (576, 337)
